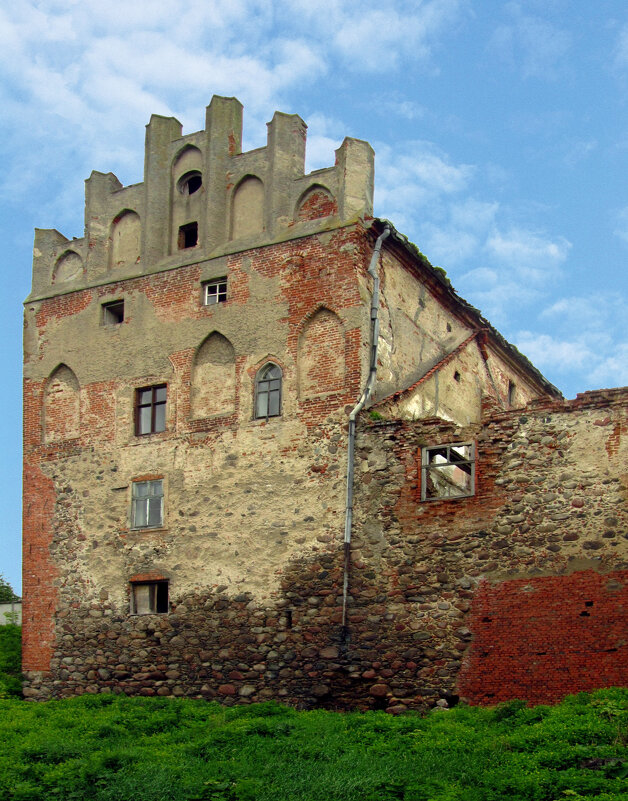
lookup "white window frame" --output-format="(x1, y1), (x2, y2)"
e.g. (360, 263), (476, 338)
(421, 442), (475, 501)
(131, 479), (164, 529)
(203, 277), (228, 305)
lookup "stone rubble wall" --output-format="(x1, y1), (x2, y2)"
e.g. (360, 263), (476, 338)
(23, 388), (627, 710)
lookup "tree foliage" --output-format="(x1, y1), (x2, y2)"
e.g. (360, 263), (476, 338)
(0, 574), (19, 604)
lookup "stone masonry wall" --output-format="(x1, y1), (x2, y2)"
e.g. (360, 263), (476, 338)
(23, 387), (627, 709)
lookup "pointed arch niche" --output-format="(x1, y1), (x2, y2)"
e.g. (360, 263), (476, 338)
(230, 176), (264, 240)
(171, 145), (203, 253)
(43, 364), (80, 443)
(297, 308), (345, 399)
(190, 333), (236, 419)
(296, 185), (337, 222)
(110, 210), (141, 270)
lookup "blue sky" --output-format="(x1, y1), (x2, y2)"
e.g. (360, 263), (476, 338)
(2, 0), (628, 593)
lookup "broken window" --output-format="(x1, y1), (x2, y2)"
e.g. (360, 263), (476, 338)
(130, 580), (168, 614)
(203, 277), (227, 305)
(131, 479), (164, 529)
(178, 171), (202, 196)
(255, 363), (282, 419)
(135, 385), (166, 435)
(178, 221), (198, 249)
(102, 300), (124, 325)
(421, 443), (475, 501)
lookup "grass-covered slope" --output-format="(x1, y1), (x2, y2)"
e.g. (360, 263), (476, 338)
(1, 690), (627, 801)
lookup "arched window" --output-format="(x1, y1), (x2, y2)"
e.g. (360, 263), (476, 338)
(255, 363), (282, 419)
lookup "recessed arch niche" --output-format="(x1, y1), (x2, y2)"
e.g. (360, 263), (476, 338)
(297, 308), (345, 399)
(230, 175), (264, 240)
(110, 210), (141, 270)
(190, 332), (236, 418)
(296, 185), (337, 222)
(53, 251), (83, 284)
(43, 364), (80, 443)
(171, 145), (204, 253)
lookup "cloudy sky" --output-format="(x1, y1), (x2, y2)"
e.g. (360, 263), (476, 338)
(2, 0), (628, 592)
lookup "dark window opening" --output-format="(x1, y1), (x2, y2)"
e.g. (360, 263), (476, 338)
(585, 601), (594, 607)
(454, 370), (461, 382)
(131, 580), (168, 614)
(508, 380), (516, 407)
(178, 222), (198, 249)
(446, 322), (452, 332)
(255, 363), (282, 419)
(135, 385), (166, 435)
(421, 442), (475, 501)
(203, 277), (228, 305)
(102, 300), (124, 325)
(131, 479), (164, 529)
(286, 609), (293, 629)
(178, 171), (202, 196)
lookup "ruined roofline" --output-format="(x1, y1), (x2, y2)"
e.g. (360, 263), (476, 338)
(30, 96), (375, 299)
(368, 218), (563, 400)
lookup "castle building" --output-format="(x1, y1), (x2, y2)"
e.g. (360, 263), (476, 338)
(22, 98), (628, 708)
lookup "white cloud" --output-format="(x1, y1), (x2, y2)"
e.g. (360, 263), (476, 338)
(489, 2), (572, 80)
(588, 344), (628, 388)
(485, 227), (571, 279)
(514, 332), (595, 371)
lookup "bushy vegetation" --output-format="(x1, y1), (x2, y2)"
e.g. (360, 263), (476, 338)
(0, 624), (21, 698)
(0, 573), (20, 604)
(1, 688), (627, 800)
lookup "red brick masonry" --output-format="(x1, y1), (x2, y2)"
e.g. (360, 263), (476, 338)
(458, 569), (628, 705)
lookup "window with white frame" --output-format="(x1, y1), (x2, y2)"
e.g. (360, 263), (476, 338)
(421, 443), (475, 501)
(131, 479), (164, 528)
(130, 580), (169, 614)
(203, 277), (227, 305)
(255, 363), (282, 419)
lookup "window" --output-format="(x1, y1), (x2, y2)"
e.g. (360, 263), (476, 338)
(131, 479), (164, 528)
(135, 385), (166, 435)
(255, 363), (282, 419)
(421, 443), (475, 501)
(203, 277), (227, 305)
(178, 222), (198, 249)
(178, 171), (202, 196)
(508, 380), (516, 407)
(102, 300), (124, 325)
(131, 580), (168, 614)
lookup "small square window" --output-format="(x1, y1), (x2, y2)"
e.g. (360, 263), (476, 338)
(131, 479), (164, 529)
(421, 443), (475, 501)
(102, 300), (124, 325)
(178, 222), (198, 249)
(135, 385), (166, 435)
(131, 580), (168, 614)
(203, 278), (227, 305)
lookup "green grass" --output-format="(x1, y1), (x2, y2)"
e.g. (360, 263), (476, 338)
(1, 689), (627, 800)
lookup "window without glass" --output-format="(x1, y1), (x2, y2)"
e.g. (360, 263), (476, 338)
(135, 385), (166, 435)
(131, 479), (164, 529)
(255, 363), (282, 419)
(178, 171), (202, 196)
(130, 580), (168, 614)
(203, 278), (227, 305)
(421, 443), (475, 501)
(178, 222), (198, 249)
(102, 300), (124, 326)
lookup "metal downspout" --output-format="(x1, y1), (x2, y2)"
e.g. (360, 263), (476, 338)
(342, 226), (390, 639)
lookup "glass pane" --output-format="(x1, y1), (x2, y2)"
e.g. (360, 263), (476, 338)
(133, 498), (147, 527)
(148, 480), (162, 497)
(133, 481), (149, 497)
(257, 391), (268, 418)
(154, 403), (166, 432)
(148, 497), (162, 527)
(138, 389), (152, 405)
(268, 389), (280, 416)
(139, 406), (152, 434)
(154, 386), (167, 403)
